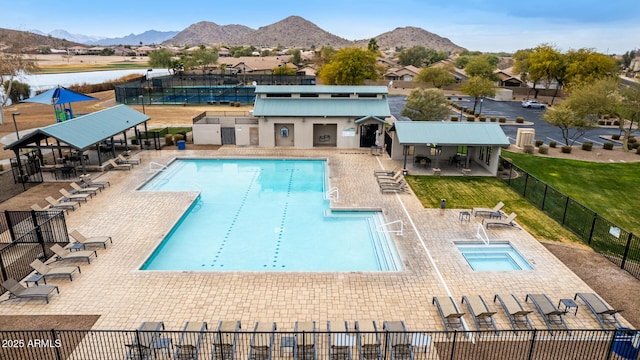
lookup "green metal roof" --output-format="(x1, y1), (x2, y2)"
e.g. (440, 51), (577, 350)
(254, 85), (389, 94)
(253, 97), (391, 117)
(4, 105), (149, 151)
(393, 121), (510, 146)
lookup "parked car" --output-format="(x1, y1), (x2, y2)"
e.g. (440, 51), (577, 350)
(521, 100), (546, 109)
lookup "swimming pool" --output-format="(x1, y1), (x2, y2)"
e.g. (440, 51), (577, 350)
(139, 159), (403, 271)
(455, 242), (533, 271)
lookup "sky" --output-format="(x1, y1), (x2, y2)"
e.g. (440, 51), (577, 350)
(4, 0), (640, 54)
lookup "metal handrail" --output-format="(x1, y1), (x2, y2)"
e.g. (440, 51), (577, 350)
(376, 220), (403, 236)
(148, 162), (167, 173)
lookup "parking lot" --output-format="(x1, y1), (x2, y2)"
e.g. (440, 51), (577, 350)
(388, 95), (632, 147)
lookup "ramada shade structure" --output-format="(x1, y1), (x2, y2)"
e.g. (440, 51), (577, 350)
(22, 85), (98, 123)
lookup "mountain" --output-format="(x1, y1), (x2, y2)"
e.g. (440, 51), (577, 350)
(89, 30), (179, 46)
(167, 21), (253, 46)
(0, 28), (82, 51)
(48, 29), (105, 44)
(365, 26), (465, 53)
(238, 16), (352, 48)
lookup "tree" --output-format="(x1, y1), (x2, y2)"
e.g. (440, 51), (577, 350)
(367, 38), (379, 53)
(288, 49), (302, 65)
(148, 48), (175, 73)
(527, 45), (566, 103)
(317, 47), (379, 85)
(401, 88), (451, 121)
(464, 55), (497, 80)
(273, 64), (296, 76)
(415, 66), (456, 89)
(398, 46), (428, 67)
(564, 49), (617, 90)
(184, 47), (218, 72)
(543, 103), (596, 146)
(2, 80), (30, 103)
(460, 76), (496, 113)
(0, 51), (38, 125)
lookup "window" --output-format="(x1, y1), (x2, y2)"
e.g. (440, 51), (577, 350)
(280, 127), (289, 137)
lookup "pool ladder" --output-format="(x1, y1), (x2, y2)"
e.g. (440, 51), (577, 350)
(376, 220), (404, 236)
(476, 223), (490, 245)
(326, 187), (339, 202)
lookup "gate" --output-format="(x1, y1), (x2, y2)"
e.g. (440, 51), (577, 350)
(10, 150), (43, 184)
(384, 131), (392, 156)
(221, 127), (236, 145)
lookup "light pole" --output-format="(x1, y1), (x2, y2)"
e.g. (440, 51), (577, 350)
(478, 97), (484, 116)
(12, 112), (20, 139)
(139, 95), (145, 114)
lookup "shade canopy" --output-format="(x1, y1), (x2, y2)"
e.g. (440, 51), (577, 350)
(23, 86), (98, 122)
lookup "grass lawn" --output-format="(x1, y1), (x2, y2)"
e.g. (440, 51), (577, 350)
(502, 151), (640, 234)
(404, 175), (582, 243)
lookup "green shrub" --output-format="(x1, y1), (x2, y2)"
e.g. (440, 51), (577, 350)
(549, 141), (557, 148)
(515, 116), (524, 123)
(603, 142), (614, 150)
(582, 142), (593, 151)
(637, 147), (640, 154)
(561, 145), (572, 153)
(598, 120), (605, 125)
(479, 116), (486, 122)
(467, 115), (475, 122)
(628, 137), (637, 144)
(535, 140), (544, 147)
(611, 134), (620, 140)
(523, 145), (535, 154)
(538, 145), (549, 154)
(164, 134), (174, 146)
(499, 116), (506, 123)
(451, 115), (459, 121)
(613, 120), (620, 126)
(490, 116), (497, 122)
(174, 134), (185, 142)
(631, 142), (639, 149)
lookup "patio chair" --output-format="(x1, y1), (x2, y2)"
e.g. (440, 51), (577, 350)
(70, 182), (100, 195)
(1, 278), (59, 304)
(294, 321), (316, 360)
(525, 294), (569, 335)
(472, 202), (504, 217)
(249, 322), (276, 360)
(46, 196), (79, 211)
(574, 293), (623, 330)
(59, 188), (91, 202)
(461, 295), (498, 333)
(376, 171), (404, 183)
(484, 212), (518, 229)
(108, 158), (132, 171)
(328, 321), (353, 360)
(432, 296), (465, 336)
(355, 321), (382, 360)
(374, 166), (399, 177)
(212, 321), (241, 360)
(383, 321), (414, 360)
(117, 154), (141, 165)
(126, 321), (171, 360)
(69, 229), (113, 249)
(30, 259), (81, 282)
(50, 243), (97, 264)
(380, 183), (410, 194)
(174, 321), (208, 360)
(31, 203), (53, 211)
(493, 294), (533, 330)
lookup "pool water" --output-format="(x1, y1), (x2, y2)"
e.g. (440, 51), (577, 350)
(139, 159), (402, 272)
(455, 242), (533, 271)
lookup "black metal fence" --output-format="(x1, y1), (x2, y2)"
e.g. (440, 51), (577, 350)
(115, 73), (316, 106)
(0, 327), (638, 360)
(500, 158), (640, 280)
(0, 210), (69, 294)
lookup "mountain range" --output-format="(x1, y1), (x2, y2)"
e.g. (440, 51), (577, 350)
(7, 16), (465, 53)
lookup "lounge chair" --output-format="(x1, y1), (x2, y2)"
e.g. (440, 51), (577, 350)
(31, 203), (52, 211)
(46, 196), (79, 211)
(30, 259), (81, 282)
(59, 188), (91, 202)
(174, 321), (207, 360)
(383, 321), (414, 360)
(69, 229), (113, 249)
(71, 182), (100, 195)
(493, 294), (533, 330)
(461, 295), (498, 333)
(432, 296), (465, 336)
(374, 166), (399, 177)
(1, 278), (59, 304)
(212, 321), (241, 360)
(574, 293), (623, 330)
(472, 201), (504, 217)
(249, 322), (275, 360)
(355, 321), (381, 360)
(108, 158), (132, 171)
(117, 154), (141, 165)
(525, 294), (569, 334)
(484, 212), (518, 229)
(51, 243), (97, 264)
(81, 178), (110, 189)
(376, 171), (404, 184)
(294, 321), (316, 360)
(328, 321), (353, 360)
(126, 321), (171, 360)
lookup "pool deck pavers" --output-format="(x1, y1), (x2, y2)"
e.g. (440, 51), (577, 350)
(0, 148), (631, 332)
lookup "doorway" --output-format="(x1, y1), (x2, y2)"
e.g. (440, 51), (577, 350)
(275, 124), (294, 146)
(360, 124), (379, 147)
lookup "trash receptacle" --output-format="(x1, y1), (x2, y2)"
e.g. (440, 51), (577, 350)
(177, 140), (186, 150)
(613, 328), (640, 360)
